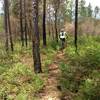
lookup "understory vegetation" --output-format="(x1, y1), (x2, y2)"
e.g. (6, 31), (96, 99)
(0, 35), (100, 100)
(0, 0), (100, 99)
(0, 40), (59, 100)
(59, 35), (100, 100)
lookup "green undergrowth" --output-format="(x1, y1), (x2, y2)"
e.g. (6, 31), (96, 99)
(40, 40), (60, 73)
(0, 63), (44, 100)
(59, 35), (100, 100)
(0, 39), (59, 99)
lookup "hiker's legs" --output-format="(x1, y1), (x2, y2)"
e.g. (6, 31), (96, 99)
(60, 38), (65, 50)
(62, 38), (65, 49)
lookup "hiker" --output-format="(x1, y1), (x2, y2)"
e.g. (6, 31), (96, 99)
(59, 29), (67, 50)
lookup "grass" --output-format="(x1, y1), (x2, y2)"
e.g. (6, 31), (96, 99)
(0, 63), (44, 100)
(0, 42), (43, 99)
(59, 35), (100, 100)
(0, 39), (59, 99)
(0, 34), (99, 100)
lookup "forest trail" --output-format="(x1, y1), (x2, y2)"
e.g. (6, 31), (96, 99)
(38, 51), (65, 100)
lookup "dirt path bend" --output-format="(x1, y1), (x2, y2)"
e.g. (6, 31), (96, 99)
(38, 51), (65, 100)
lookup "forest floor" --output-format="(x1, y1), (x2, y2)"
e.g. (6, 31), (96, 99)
(0, 36), (100, 100)
(37, 51), (65, 100)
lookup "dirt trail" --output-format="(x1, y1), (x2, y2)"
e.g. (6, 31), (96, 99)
(38, 51), (65, 100)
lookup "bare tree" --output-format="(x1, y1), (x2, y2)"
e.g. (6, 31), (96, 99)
(32, 0), (42, 73)
(53, 0), (60, 42)
(43, 0), (47, 46)
(20, 0), (24, 47)
(24, 0), (28, 47)
(7, 0), (14, 51)
(4, 0), (9, 51)
(4, 0), (14, 51)
(75, 0), (78, 52)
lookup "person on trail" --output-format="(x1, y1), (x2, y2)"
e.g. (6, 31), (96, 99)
(59, 29), (67, 50)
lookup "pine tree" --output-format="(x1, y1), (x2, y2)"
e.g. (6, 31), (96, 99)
(43, 0), (47, 46)
(32, 0), (42, 73)
(75, 0), (78, 52)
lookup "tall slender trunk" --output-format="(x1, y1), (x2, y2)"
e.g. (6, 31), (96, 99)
(55, 9), (58, 42)
(51, 20), (55, 40)
(48, 21), (51, 37)
(75, 0), (78, 52)
(7, 0), (14, 51)
(58, 18), (61, 34)
(20, 0), (24, 47)
(29, 20), (32, 40)
(32, 0), (42, 73)
(42, 0), (47, 46)
(4, 0), (9, 51)
(48, 2), (51, 37)
(25, 22), (28, 47)
(24, 0), (28, 47)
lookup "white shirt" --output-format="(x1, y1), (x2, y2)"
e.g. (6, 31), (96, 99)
(59, 32), (66, 39)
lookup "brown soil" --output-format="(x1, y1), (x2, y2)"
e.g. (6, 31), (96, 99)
(37, 51), (65, 100)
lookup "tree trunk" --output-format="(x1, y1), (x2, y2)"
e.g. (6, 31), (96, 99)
(51, 20), (55, 40)
(20, 0), (24, 47)
(55, 9), (58, 42)
(75, 0), (78, 52)
(7, 0), (14, 51)
(25, 22), (28, 47)
(32, 0), (42, 73)
(48, 0), (51, 37)
(4, 0), (9, 51)
(24, 0), (28, 47)
(42, 0), (47, 46)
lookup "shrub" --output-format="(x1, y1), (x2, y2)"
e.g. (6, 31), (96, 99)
(59, 63), (83, 93)
(59, 36), (100, 100)
(79, 78), (100, 100)
(79, 47), (100, 70)
(49, 40), (60, 50)
(0, 63), (44, 100)
(66, 42), (100, 70)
